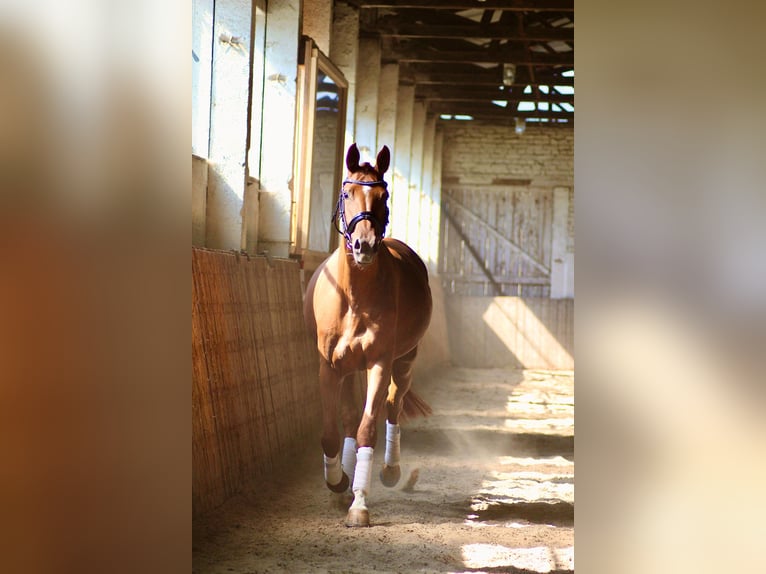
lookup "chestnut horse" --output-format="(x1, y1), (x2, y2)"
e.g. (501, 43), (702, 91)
(303, 143), (432, 527)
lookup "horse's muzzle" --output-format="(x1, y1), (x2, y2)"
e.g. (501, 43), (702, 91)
(352, 238), (377, 266)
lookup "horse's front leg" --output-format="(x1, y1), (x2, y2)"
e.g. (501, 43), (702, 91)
(380, 346), (417, 487)
(319, 359), (349, 493)
(346, 360), (392, 527)
(339, 374), (360, 487)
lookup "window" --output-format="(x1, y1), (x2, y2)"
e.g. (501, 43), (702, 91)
(192, 0), (213, 157)
(292, 38), (349, 255)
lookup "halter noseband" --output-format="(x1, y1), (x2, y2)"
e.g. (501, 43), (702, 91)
(332, 178), (389, 249)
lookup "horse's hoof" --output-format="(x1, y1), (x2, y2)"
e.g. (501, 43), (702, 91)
(402, 468), (420, 492)
(345, 508), (370, 527)
(326, 472), (350, 493)
(332, 490), (354, 511)
(380, 464), (401, 487)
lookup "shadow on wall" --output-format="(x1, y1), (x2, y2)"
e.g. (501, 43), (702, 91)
(445, 296), (574, 370)
(413, 275), (452, 379)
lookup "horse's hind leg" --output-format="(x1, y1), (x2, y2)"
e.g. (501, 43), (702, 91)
(380, 346), (418, 487)
(319, 359), (349, 493)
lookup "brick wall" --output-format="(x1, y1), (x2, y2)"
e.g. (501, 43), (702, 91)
(441, 124), (573, 187)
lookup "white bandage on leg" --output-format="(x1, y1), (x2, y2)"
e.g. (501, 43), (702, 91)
(351, 447), (374, 505)
(384, 422), (401, 467)
(323, 453), (343, 486)
(341, 437), (357, 482)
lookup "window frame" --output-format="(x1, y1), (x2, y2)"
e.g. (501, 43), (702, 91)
(292, 37), (349, 259)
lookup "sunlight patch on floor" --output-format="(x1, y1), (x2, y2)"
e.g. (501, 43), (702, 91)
(456, 370), (575, 570)
(503, 416), (575, 433)
(463, 517), (556, 529)
(460, 543), (574, 572)
(497, 455), (572, 467)
(474, 470), (574, 504)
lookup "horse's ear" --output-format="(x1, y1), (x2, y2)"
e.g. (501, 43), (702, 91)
(375, 145), (390, 175)
(346, 143), (361, 172)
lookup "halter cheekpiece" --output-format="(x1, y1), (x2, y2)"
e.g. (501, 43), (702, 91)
(332, 177), (389, 249)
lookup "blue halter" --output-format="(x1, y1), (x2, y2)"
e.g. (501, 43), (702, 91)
(332, 178), (389, 249)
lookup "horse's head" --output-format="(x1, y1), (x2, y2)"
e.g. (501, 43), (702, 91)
(335, 143), (391, 266)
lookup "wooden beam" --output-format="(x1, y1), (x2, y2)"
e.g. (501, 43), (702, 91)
(409, 69), (574, 86)
(416, 86), (574, 103)
(438, 116), (574, 127)
(429, 102), (573, 119)
(366, 22), (574, 42)
(391, 46), (573, 65)
(445, 120), (573, 129)
(356, 0), (573, 11)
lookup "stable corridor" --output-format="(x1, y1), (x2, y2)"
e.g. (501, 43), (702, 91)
(192, 367), (574, 573)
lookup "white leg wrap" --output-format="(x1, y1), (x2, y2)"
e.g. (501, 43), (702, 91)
(323, 453), (343, 486)
(350, 447), (374, 510)
(384, 422), (401, 467)
(341, 437), (357, 482)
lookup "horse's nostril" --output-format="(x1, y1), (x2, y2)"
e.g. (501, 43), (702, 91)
(354, 239), (361, 251)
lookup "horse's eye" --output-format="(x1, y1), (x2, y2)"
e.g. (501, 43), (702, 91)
(342, 191), (349, 199)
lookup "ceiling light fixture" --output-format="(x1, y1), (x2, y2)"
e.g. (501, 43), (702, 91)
(502, 63), (516, 86)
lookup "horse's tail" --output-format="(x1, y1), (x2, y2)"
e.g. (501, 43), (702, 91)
(401, 389), (433, 420)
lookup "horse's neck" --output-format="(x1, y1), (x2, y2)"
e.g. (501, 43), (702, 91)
(337, 248), (388, 308)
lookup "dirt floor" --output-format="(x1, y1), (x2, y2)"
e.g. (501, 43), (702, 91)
(192, 368), (574, 573)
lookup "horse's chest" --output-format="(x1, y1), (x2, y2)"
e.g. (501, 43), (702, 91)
(327, 314), (387, 372)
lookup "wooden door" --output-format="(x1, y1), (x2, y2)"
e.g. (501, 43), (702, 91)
(439, 185), (553, 297)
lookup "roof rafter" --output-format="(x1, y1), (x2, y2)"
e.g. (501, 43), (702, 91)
(391, 46), (573, 65)
(406, 68), (574, 86)
(363, 19), (574, 42)
(416, 86), (574, 104)
(428, 101), (573, 118)
(354, 1), (574, 124)
(355, 0), (573, 11)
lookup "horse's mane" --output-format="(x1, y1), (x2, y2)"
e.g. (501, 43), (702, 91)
(353, 162), (381, 177)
